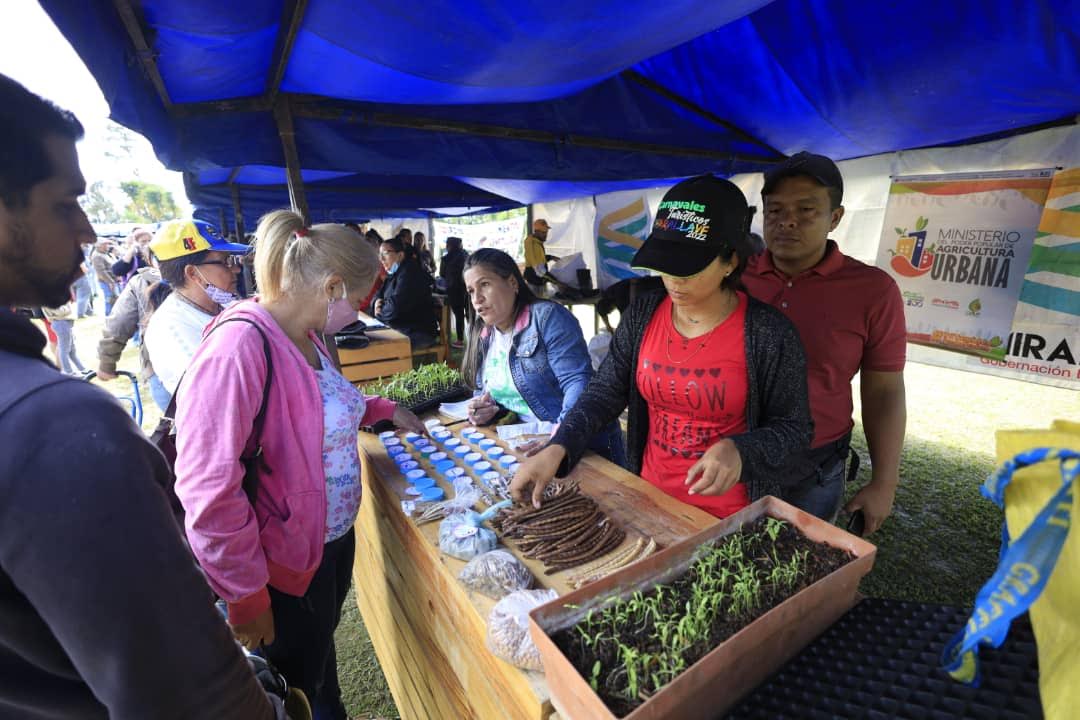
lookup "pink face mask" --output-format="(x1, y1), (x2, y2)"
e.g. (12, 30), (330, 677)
(324, 282), (356, 335)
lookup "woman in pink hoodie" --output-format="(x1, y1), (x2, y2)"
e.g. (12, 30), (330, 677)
(174, 210), (426, 720)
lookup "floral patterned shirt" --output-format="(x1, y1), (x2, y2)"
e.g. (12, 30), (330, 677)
(314, 348), (366, 542)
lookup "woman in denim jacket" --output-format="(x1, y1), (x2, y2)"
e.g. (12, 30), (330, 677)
(461, 249), (625, 465)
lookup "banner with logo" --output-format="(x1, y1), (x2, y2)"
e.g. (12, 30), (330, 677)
(594, 191), (651, 289)
(969, 168), (1080, 385)
(876, 170), (1054, 358)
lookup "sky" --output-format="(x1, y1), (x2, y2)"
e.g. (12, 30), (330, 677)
(0, 0), (192, 216)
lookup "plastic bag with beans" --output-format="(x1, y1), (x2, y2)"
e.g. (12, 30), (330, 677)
(486, 589), (558, 671)
(459, 549), (534, 599)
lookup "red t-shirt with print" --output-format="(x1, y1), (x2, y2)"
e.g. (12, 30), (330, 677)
(636, 293), (750, 518)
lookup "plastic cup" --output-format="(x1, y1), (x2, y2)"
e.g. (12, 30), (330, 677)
(445, 467), (466, 479)
(478, 438), (496, 449)
(465, 431), (485, 442)
(378, 430), (397, 440)
(404, 432), (421, 443)
(464, 452), (482, 465)
(406, 469), (428, 483)
(430, 451), (448, 463)
(419, 486), (445, 502)
(453, 445), (471, 456)
(399, 460), (420, 473)
(387, 445), (406, 457)
(486, 447), (504, 459)
(499, 455), (516, 467)
(473, 461), (492, 474)
(444, 438), (462, 450)
(482, 471), (501, 484)
(433, 431), (452, 443)
(411, 476), (436, 490)
(418, 445), (436, 456)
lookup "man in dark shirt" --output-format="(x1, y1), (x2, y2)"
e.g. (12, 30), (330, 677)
(0, 73), (284, 720)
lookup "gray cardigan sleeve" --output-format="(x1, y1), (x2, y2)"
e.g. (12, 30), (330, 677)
(97, 281), (141, 373)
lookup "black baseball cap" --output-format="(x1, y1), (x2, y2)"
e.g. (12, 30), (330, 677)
(761, 151), (844, 201)
(631, 175), (752, 278)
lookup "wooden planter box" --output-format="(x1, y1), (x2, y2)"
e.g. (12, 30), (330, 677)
(528, 495), (877, 719)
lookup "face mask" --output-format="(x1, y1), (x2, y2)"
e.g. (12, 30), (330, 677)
(324, 282), (355, 335)
(387, 262), (400, 275)
(195, 268), (240, 308)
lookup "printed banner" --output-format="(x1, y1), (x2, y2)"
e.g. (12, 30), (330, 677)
(431, 213), (528, 261)
(970, 167), (1080, 385)
(594, 193), (650, 289)
(876, 170), (1054, 358)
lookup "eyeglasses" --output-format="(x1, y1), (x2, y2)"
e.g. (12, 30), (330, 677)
(198, 256), (245, 269)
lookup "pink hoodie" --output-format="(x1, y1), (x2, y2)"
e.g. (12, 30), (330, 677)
(174, 300), (395, 624)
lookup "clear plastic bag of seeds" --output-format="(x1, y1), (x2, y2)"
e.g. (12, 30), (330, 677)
(486, 588), (557, 671)
(459, 549), (534, 599)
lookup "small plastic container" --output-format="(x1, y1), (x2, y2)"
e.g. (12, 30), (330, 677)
(465, 431), (485, 442)
(473, 461), (492, 474)
(444, 438), (462, 451)
(406, 469), (428, 483)
(430, 451), (449, 463)
(410, 476), (437, 490)
(477, 438), (496, 449)
(382, 438), (402, 449)
(482, 471), (501, 485)
(419, 486), (445, 502)
(387, 445), (407, 457)
(398, 460), (420, 473)
(445, 467), (466, 479)
(432, 430), (452, 443)
(378, 430), (397, 441)
(433, 460), (456, 475)
(464, 452), (482, 466)
(418, 445), (437, 456)
(486, 446), (504, 459)
(498, 455), (516, 467)
(404, 432), (421, 443)
(453, 445), (471, 456)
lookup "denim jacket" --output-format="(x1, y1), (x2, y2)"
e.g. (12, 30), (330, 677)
(478, 301), (625, 465)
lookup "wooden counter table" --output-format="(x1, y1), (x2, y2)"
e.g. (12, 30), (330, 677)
(338, 320), (411, 386)
(352, 419), (717, 720)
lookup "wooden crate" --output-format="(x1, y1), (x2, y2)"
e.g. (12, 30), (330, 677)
(339, 328), (412, 385)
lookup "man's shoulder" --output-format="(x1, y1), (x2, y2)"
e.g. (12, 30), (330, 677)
(835, 252), (898, 287)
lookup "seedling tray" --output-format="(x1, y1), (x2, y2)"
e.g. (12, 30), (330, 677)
(725, 598), (1042, 719)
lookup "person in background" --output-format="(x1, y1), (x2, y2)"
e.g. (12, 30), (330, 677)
(174, 209), (426, 720)
(72, 252), (93, 317)
(373, 236), (437, 348)
(414, 231), (436, 276)
(143, 219), (248, 401)
(90, 238), (118, 315)
(439, 235), (468, 348)
(510, 176), (812, 515)
(744, 152), (907, 535)
(0, 71), (286, 720)
(81, 239), (97, 309)
(461, 248), (625, 464)
(97, 264), (165, 409)
(359, 228), (385, 314)
(42, 294), (84, 375)
(112, 226), (152, 291)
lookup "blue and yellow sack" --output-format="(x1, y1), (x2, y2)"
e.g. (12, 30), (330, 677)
(942, 420), (1079, 719)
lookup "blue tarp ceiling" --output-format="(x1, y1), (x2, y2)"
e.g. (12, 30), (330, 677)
(40, 0), (1080, 220)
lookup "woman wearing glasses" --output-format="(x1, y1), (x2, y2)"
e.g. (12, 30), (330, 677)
(144, 219), (249, 401)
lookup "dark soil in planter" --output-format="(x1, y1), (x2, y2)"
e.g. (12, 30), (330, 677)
(550, 517), (854, 717)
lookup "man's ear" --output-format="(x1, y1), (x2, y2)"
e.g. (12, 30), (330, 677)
(829, 205), (845, 232)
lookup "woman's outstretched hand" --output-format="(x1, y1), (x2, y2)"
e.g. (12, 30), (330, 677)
(510, 444), (567, 508)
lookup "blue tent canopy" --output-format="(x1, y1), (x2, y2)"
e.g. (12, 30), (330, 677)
(40, 0), (1080, 221)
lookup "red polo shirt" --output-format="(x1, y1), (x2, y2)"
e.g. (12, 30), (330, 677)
(743, 241), (906, 447)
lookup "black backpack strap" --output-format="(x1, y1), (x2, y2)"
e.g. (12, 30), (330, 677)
(212, 318), (274, 504)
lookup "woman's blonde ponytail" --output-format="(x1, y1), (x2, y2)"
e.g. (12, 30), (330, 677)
(254, 209), (307, 302)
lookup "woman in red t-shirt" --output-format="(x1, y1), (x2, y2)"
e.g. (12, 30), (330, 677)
(512, 175), (812, 518)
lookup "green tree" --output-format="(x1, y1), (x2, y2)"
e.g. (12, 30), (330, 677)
(79, 180), (122, 223)
(120, 180), (179, 223)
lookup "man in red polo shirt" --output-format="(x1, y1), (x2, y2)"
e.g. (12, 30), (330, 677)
(743, 152), (907, 535)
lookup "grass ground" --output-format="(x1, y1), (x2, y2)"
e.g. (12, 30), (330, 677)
(64, 307), (1079, 719)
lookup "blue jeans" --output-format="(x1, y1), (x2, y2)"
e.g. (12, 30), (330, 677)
(97, 281), (117, 316)
(73, 276), (92, 317)
(51, 319), (85, 375)
(148, 374), (172, 412)
(782, 455), (846, 522)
